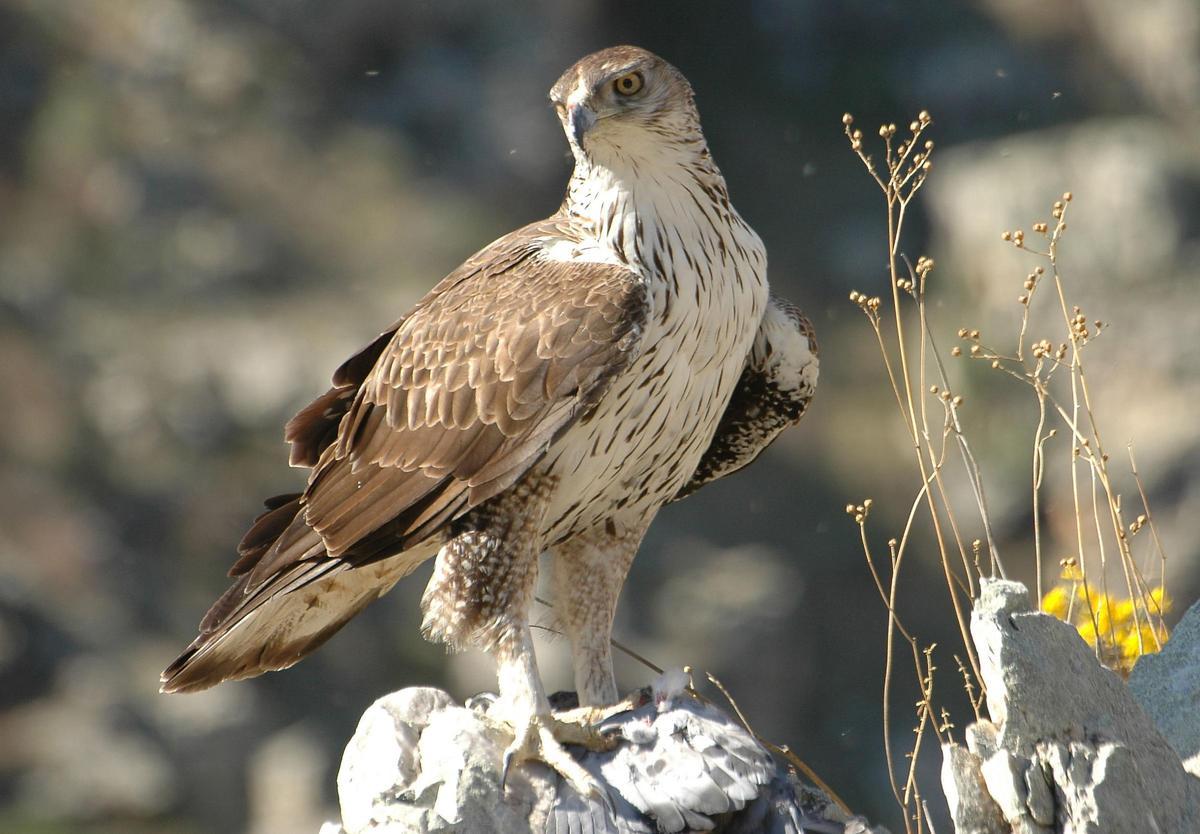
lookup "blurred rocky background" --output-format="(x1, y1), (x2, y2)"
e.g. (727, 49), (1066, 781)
(0, 1), (1196, 832)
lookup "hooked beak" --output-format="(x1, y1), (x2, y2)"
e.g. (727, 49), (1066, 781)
(567, 104), (596, 147)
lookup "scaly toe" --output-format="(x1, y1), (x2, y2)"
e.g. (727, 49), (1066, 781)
(497, 713), (612, 806)
(547, 709), (622, 752)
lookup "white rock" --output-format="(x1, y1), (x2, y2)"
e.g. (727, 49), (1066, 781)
(942, 579), (1200, 833)
(941, 742), (1007, 834)
(1128, 596), (1200, 777)
(322, 685), (884, 834)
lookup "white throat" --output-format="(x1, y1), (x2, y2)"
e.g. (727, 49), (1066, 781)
(563, 130), (730, 270)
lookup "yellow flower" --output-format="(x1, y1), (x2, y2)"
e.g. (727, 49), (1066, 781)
(1074, 581), (1098, 606)
(1041, 586), (1070, 619)
(1110, 598), (1136, 627)
(1146, 586), (1171, 614)
(1120, 623), (1169, 662)
(1076, 618), (1098, 647)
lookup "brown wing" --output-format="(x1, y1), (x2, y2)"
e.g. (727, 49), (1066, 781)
(161, 219), (648, 692)
(280, 221), (646, 573)
(282, 322), (403, 468)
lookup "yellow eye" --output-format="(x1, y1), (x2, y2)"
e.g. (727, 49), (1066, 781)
(613, 72), (644, 96)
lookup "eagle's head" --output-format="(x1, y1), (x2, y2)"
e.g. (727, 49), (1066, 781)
(549, 46), (701, 162)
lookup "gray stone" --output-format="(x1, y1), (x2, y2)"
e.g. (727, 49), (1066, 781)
(320, 678), (886, 834)
(1128, 596), (1200, 776)
(942, 579), (1200, 833)
(941, 743), (1007, 834)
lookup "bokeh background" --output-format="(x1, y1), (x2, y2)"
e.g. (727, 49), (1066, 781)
(2, 1), (1198, 831)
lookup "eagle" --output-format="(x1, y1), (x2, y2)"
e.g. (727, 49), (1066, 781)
(162, 45), (818, 795)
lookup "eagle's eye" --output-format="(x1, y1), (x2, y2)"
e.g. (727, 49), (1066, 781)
(613, 72), (644, 97)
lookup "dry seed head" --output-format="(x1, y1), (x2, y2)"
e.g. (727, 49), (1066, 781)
(1033, 222), (1048, 233)
(952, 395), (964, 406)
(929, 385), (940, 394)
(918, 110), (931, 123)
(951, 346), (962, 357)
(849, 290), (860, 302)
(991, 359), (1001, 369)
(845, 503), (856, 514)
(842, 113), (854, 126)
(909, 121), (920, 132)
(957, 327), (969, 338)
(1018, 294), (1028, 304)
(1063, 191), (1073, 201)
(1001, 231), (1012, 241)
(970, 344), (981, 355)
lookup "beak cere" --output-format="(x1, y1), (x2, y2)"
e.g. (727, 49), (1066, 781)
(568, 104), (596, 147)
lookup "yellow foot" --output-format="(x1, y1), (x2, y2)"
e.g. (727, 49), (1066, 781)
(550, 695), (639, 752)
(490, 710), (615, 806)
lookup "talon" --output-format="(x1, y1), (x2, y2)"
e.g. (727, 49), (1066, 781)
(494, 711), (613, 808)
(549, 710), (621, 752)
(499, 747), (516, 790)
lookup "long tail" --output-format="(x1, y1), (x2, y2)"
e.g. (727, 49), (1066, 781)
(160, 495), (435, 693)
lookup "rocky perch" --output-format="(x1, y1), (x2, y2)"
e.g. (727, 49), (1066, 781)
(317, 674), (884, 834)
(942, 579), (1200, 833)
(316, 579), (1200, 833)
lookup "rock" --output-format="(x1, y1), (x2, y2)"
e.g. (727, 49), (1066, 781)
(941, 742), (1007, 834)
(320, 673), (886, 834)
(942, 579), (1200, 833)
(1128, 596), (1200, 776)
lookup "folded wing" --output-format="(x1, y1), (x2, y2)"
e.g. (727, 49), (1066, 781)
(161, 219), (648, 692)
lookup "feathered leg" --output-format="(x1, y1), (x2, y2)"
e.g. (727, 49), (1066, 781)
(551, 520), (646, 706)
(419, 474), (610, 797)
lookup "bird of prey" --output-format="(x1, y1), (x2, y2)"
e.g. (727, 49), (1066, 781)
(162, 45), (818, 794)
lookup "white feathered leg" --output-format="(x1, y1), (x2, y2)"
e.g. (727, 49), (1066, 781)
(552, 520), (646, 706)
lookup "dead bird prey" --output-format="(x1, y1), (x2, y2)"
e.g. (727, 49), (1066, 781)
(162, 45), (818, 796)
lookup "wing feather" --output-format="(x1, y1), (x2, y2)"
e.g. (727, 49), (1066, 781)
(261, 218), (648, 573)
(164, 218), (646, 692)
